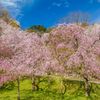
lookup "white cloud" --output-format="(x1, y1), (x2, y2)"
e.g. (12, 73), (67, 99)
(52, 2), (62, 7)
(0, 0), (35, 18)
(52, 0), (69, 8)
(0, 0), (21, 8)
(89, 0), (100, 3)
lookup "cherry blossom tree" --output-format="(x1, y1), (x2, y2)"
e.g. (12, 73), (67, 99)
(46, 23), (100, 96)
(0, 19), (33, 100)
(46, 24), (84, 75)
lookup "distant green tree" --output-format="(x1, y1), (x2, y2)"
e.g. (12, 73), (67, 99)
(27, 25), (47, 36)
(9, 20), (20, 28)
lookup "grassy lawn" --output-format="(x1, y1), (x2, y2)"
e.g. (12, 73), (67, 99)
(0, 76), (100, 100)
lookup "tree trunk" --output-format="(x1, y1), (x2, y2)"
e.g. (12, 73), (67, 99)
(31, 76), (39, 91)
(17, 78), (20, 100)
(84, 77), (91, 97)
(62, 79), (67, 95)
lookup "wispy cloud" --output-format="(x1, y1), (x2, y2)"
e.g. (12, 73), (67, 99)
(0, 0), (35, 19)
(97, 0), (100, 2)
(52, 2), (62, 7)
(52, 0), (69, 8)
(89, 0), (100, 3)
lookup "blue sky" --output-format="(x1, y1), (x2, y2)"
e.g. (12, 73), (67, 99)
(1, 0), (100, 29)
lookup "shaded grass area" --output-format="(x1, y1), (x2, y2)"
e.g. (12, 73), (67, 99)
(0, 76), (100, 100)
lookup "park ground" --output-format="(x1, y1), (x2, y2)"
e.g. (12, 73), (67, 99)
(0, 76), (100, 100)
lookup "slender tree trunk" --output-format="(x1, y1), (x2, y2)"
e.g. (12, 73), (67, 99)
(32, 76), (36, 91)
(62, 79), (67, 95)
(84, 77), (91, 97)
(31, 76), (39, 91)
(17, 78), (20, 100)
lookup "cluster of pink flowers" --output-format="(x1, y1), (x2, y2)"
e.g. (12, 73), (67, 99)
(48, 23), (100, 80)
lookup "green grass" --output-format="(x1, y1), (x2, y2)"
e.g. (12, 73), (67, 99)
(0, 76), (100, 100)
